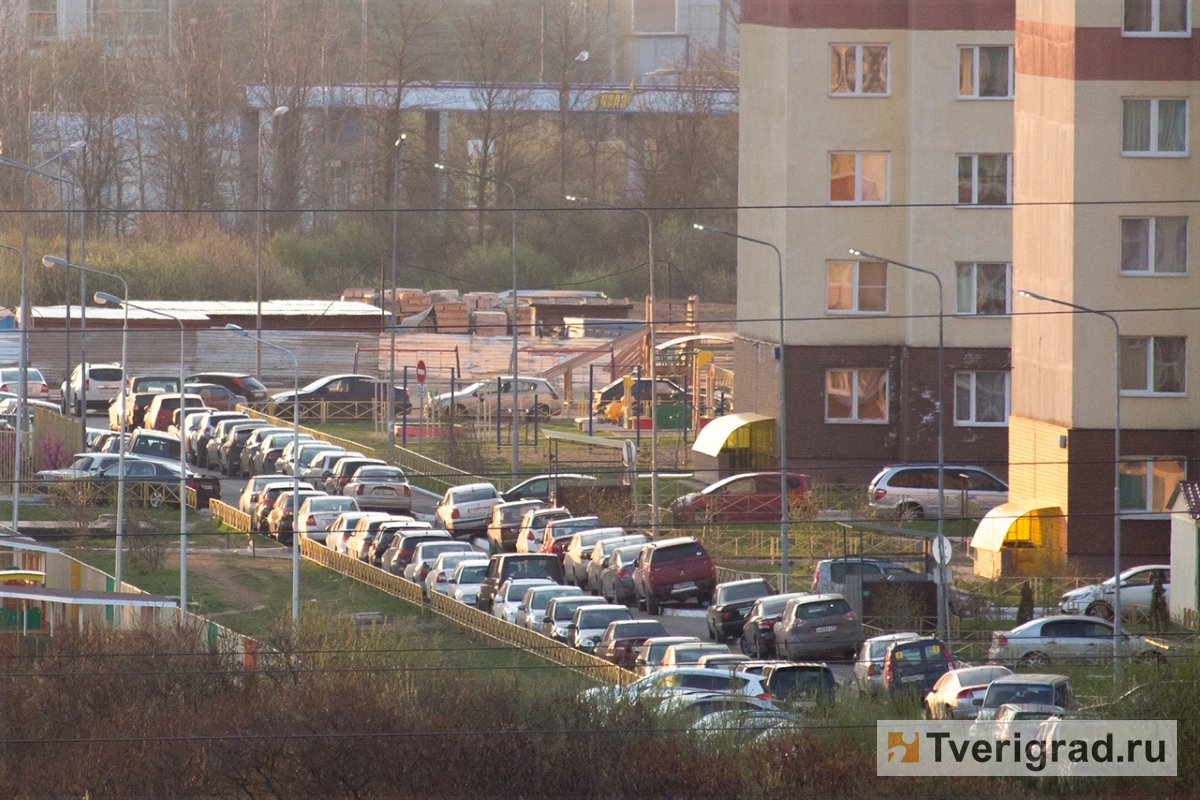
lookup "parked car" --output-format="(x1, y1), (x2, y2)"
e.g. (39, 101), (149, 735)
(668, 472), (816, 523)
(705, 578), (774, 642)
(975, 673), (1074, 721)
(594, 619), (669, 668)
(275, 441), (341, 478)
(583, 666), (769, 707)
(238, 427), (299, 477)
(296, 496), (360, 544)
(184, 382), (247, 412)
(270, 373), (383, 419)
(36, 452), (118, 487)
(695, 654), (751, 671)
(251, 481), (314, 534)
(487, 500), (546, 553)
(383, 524), (443, 574)
(739, 593), (809, 658)
(299, 448), (354, 482)
(516, 585), (584, 630)
(322, 455), (386, 495)
(345, 516), (397, 561)
(586, 534), (647, 594)
(253, 431), (316, 476)
(568, 603), (633, 653)
(632, 536), (717, 614)
(853, 632), (922, 693)
(659, 642), (733, 670)
(1059, 565), (1171, 620)
(449, 559), (492, 606)
(211, 420), (270, 475)
(591, 376), (684, 416)
(115, 375), (178, 430)
(432, 376), (563, 419)
(267, 489), (326, 543)
(774, 594), (863, 662)
(425, 551), (488, 601)
(810, 557), (917, 594)
(168, 407), (214, 444)
(500, 473), (597, 503)
(342, 465), (413, 513)
(186, 372), (269, 403)
(0, 366), (49, 402)
(867, 464), (1008, 519)
(563, 527), (626, 587)
(515, 507), (573, 553)
(538, 595), (609, 642)
(325, 511), (390, 554)
(540, 515), (603, 562)
(239, 475), (305, 516)
(435, 482), (502, 534)
(924, 665), (1013, 720)
(63, 363), (124, 415)
(599, 543), (646, 605)
(986, 615), (1166, 666)
(755, 662), (837, 706)
(633, 636), (703, 677)
(143, 393), (204, 432)
(190, 411), (248, 467)
(881, 636), (953, 696)
(126, 429), (183, 466)
(92, 456), (220, 508)
(402, 539), (472, 583)
(493, 578), (557, 624)
(477, 553), (565, 612)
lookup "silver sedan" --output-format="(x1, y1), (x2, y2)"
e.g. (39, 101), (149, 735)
(342, 465), (413, 513)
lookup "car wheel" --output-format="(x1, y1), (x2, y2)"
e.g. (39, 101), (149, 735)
(148, 489), (165, 509)
(739, 634), (754, 657)
(635, 590), (646, 612)
(707, 623), (716, 641)
(1085, 601), (1114, 621)
(1019, 651), (1049, 668)
(897, 503), (923, 520)
(454, 404), (469, 417)
(646, 593), (660, 615)
(72, 397), (82, 417)
(1135, 649), (1167, 665)
(536, 403), (551, 418)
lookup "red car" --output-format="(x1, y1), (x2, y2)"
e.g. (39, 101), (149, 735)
(667, 471), (816, 523)
(594, 619), (668, 668)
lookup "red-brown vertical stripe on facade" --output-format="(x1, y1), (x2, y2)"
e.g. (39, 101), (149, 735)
(743, 0), (1014, 31)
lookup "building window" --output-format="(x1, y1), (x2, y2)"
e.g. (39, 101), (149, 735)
(957, 154), (1012, 205)
(956, 262), (1011, 315)
(1120, 335), (1186, 395)
(954, 371), (1010, 426)
(1121, 217), (1188, 274)
(632, 0), (676, 34)
(1119, 457), (1186, 514)
(958, 46), (1013, 99)
(826, 368), (889, 423)
(28, 0), (56, 41)
(830, 44), (889, 96)
(829, 152), (889, 204)
(1123, 0), (1189, 36)
(1122, 98), (1188, 155)
(827, 260), (887, 314)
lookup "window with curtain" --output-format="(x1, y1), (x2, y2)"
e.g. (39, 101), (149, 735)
(829, 152), (889, 204)
(957, 154), (1012, 205)
(830, 44), (889, 95)
(1123, 0), (1189, 35)
(1123, 98), (1188, 154)
(956, 262), (1010, 314)
(826, 368), (888, 422)
(959, 46), (1012, 98)
(633, 0), (677, 34)
(954, 371), (1009, 425)
(827, 260), (887, 313)
(1119, 457), (1186, 513)
(1121, 335), (1186, 394)
(1121, 217), (1187, 274)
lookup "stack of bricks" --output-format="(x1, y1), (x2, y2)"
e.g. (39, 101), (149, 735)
(433, 302), (471, 334)
(471, 310), (508, 336)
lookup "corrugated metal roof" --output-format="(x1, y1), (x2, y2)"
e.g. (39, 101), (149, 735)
(28, 300), (387, 321)
(32, 306), (211, 322)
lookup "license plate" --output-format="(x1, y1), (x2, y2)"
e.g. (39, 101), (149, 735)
(815, 625), (837, 633)
(672, 582), (697, 593)
(374, 487), (396, 496)
(901, 674), (924, 684)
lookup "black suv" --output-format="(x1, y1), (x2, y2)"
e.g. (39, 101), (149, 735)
(476, 554), (564, 612)
(705, 578), (773, 641)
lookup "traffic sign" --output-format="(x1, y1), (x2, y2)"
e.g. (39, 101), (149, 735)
(415, 360), (427, 384)
(932, 534), (952, 566)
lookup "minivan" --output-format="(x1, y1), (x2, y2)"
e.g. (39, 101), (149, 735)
(477, 553), (565, 612)
(867, 465), (1008, 520)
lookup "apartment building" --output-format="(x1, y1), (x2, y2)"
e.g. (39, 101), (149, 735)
(735, 1), (1015, 483)
(1011, 0), (1199, 572)
(5, 0), (165, 45)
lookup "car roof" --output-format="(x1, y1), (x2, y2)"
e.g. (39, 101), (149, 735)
(864, 631), (921, 644)
(988, 673), (1070, 686)
(645, 536), (698, 549)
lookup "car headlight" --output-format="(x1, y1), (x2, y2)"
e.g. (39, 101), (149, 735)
(581, 638), (596, 648)
(554, 626), (569, 637)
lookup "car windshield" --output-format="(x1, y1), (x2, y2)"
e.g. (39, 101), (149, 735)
(612, 621), (665, 638)
(530, 588), (577, 609)
(357, 468), (404, 482)
(578, 608), (629, 627)
(309, 498), (355, 512)
(986, 683), (1054, 707)
(455, 565), (487, 582)
(757, 595), (799, 617)
(551, 518), (600, 538)
(455, 382), (485, 395)
(453, 485), (498, 503)
(554, 600), (600, 621)
(720, 581), (772, 603)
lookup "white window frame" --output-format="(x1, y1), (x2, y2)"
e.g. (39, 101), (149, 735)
(956, 262), (1012, 315)
(631, 0), (678, 35)
(957, 154), (1013, 206)
(828, 152), (890, 206)
(829, 43), (891, 97)
(1121, 97), (1189, 156)
(826, 260), (888, 315)
(1119, 456), (1187, 517)
(825, 368), (890, 424)
(1120, 216), (1189, 275)
(1122, 0), (1191, 37)
(1120, 335), (1187, 396)
(958, 45), (1014, 100)
(954, 371), (1010, 427)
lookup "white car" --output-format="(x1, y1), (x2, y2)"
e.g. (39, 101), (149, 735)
(1059, 565), (1170, 619)
(403, 540), (473, 583)
(449, 559), (491, 605)
(0, 366), (49, 402)
(63, 363), (124, 416)
(435, 482), (502, 534)
(298, 448), (352, 481)
(325, 511), (391, 554)
(517, 584), (584, 630)
(867, 464), (1008, 520)
(491, 577), (556, 624)
(569, 603), (633, 653)
(853, 632), (921, 693)
(297, 496), (361, 544)
(563, 527), (627, 587)
(924, 665), (1013, 720)
(582, 666), (771, 706)
(424, 551), (487, 601)
(239, 476), (311, 516)
(633, 636), (703, 677)
(515, 507), (572, 553)
(36, 452), (118, 486)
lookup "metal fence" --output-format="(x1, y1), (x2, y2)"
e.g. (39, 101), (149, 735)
(208, 500), (252, 532)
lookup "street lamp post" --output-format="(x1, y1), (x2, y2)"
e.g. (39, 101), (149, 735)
(434, 162), (520, 484)
(0, 143), (85, 534)
(255, 105), (289, 379)
(388, 133), (407, 457)
(97, 293), (189, 621)
(1018, 289), (1123, 684)
(692, 223), (791, 590)
(851, 249), (948, 642)
(226, 324), (301, 626)
(568, 195), (659, 535)
(42, 256), (129, 592)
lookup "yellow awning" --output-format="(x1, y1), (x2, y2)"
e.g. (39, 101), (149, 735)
(691, 412), (774, 457)
(971, 502), (1063, 552)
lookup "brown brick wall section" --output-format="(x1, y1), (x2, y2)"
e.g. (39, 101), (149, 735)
(733, 337), (1010, 484)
